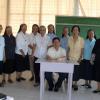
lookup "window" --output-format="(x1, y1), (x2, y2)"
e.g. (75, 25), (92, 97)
(0, 0), (7, 33)
(1, 0), (100, 35)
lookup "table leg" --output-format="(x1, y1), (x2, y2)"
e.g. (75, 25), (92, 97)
(67, 73), (73, 100)
(40, 70), (45, 100)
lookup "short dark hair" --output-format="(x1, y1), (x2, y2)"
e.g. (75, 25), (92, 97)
(71, 25), (80, 32)
(62, 26), (69, 37)
(86, 29), (96, 39)
(52, 37), (60, 43)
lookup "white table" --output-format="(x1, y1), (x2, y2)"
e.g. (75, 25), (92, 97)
(36, 59), (76, 100)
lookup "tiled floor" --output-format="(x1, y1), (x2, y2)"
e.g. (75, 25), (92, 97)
(0, 71), (100, 100)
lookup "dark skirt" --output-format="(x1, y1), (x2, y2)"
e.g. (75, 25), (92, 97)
(73, 65), (80, 81)
(15, 54), (30, 72)
(0, 61), (3, 75)
(93, 60), (100, 82)
(3, 59), (15, 74)
(80, 59), (93, 80)
(33, 57), (40, 83)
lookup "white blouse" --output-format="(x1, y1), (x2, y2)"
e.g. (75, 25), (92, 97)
(0, 36), (5, 61)
(33, 35), (52, 58)
(28, 33), (40, 55)
(15, 32), (29, 55)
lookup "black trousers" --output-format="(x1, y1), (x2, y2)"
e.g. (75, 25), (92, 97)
(33, 57), (40, 83)
(0, 61), (3, 75)
(45, 65), (79, 89)
(45, 72), (68, 89)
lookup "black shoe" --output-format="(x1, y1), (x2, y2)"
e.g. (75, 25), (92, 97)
(87, 84), (92, 89)
(8, 79), (13, 83)
(81, 84), (92, 89)
(16, 78), (21, 82)
(29, 76), (34, 81)
(0, 83), (4, 87)
(81, 84), (87, 86)
(48, 87), (53, 91)
(48, 84), (54, 91)
(20, 77), (26, 81)
(54, 87), (59, 92)
(93, 90), (100, 93)
(73, 85), (78, 91)
(34, 83), (40, 87)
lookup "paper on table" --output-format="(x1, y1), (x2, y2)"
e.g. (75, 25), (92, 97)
(36, 58), (79, 65)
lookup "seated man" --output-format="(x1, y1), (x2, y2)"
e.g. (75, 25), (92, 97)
(45, 37), (67, 92)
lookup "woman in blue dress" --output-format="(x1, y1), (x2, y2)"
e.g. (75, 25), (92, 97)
(60, 26), (69, 52)
(80, 29), (96, 88)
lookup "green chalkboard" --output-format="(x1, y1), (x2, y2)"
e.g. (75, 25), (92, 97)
(55, 16), (100, 39)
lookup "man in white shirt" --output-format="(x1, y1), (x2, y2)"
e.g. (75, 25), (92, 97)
(32, 25), (51, 86)
(0, 25), (5, 87)
(45, 37), (67, 92)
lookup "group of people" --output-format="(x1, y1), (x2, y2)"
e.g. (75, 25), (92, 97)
(0, 24), (100, 94)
